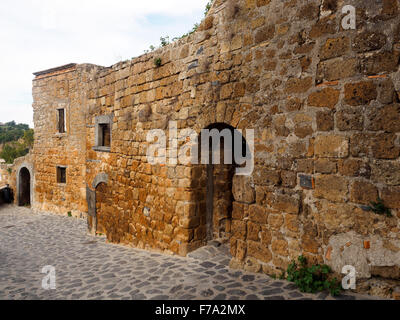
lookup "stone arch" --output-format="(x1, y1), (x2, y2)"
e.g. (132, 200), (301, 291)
(92, 172), (108, 189)
(16, 163), (33, 207)
(195, 122), (251, 244)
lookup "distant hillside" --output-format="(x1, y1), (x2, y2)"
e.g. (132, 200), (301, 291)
(0, 121), (33, 164)
(0, 121), (29, 144)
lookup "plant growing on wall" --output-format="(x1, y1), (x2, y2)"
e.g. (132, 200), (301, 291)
(285, 255), (342, 296)
(154, 58), (162, 67)
(144, 0), (214, 53)
(369, 198), (392, 217)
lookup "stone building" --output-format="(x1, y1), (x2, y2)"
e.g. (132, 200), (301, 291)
(11, 0), (400, 294)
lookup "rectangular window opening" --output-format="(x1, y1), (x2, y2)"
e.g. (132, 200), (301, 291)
(58, 109), (66, 133)
(57, 167), (66, 184)
(100, 123), (111, 147)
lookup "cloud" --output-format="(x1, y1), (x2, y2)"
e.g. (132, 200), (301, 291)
(0, 0), (210, 127)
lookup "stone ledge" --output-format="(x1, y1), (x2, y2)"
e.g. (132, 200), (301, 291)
(92, 146), (111, 153)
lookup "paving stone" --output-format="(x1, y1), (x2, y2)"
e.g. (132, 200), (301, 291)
(288, 291), (304, 298)
(242, 275), (255, 282)
(270, 281), (285, 287)
(0, 206), (378, 301)
(265, 295), (285, 300)
(260, 288), (284, 296)
(245, 294), (260, 300)
(200, 262), (216, 268)
(227, 289), (246, 295)
(201, 289), (214, 297)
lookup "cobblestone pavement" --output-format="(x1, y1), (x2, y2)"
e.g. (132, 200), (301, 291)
(0, 205), (377, 300)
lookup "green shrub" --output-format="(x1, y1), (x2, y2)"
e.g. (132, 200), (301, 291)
(285, 255), (342, 296)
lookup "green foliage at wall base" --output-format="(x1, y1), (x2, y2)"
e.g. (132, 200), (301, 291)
(285, 256), (342, 296)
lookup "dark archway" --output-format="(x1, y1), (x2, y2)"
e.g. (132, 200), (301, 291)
(95, 182), (108, 236)
(199, 123), (250, 243)
(18, 167), (31, 206)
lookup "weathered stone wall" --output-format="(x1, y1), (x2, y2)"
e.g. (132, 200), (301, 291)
(1, 154), (33, 205)
(0, 163), (12, 187)
(32, 64), (104, 217)
(31, 0), (400, 294)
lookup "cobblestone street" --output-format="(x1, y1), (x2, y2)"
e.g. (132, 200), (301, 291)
(0, 205), (376, 300)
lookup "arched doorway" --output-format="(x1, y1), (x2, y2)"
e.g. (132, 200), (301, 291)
(18, 167), (31, 206)
(95, 182), (108, 235)
(199, 123), (250, 243)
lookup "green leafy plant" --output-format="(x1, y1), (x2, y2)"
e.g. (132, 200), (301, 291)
(369, 197), (392, 217)
(144, 0), (214, 52)
(67, 211), (72, 217)
(285, 255), (342, 296)
(154, 58), (162, 67)
(160, 36), (170, 47)
(204, 0), (214, 16)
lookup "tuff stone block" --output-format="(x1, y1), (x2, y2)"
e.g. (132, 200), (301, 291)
(361, 51), (400, 75)
(320, 37), (350, 60)
(350, 181), (379, 205)
(308, 88), (340, 109)
(336, 108), (364, 131)
(317, 58), (359, 82)
(247, 241), (272, 263)
(285, 77), (313, 94)
(315, 135), (349, 158)
(366, 104), (400, 132)
(344, 81), (377, 106)
(316, 111), (334, 131)
(314, 175), (348, 202)
(271, 239), (289, 256)
(352, 31), (386, 53)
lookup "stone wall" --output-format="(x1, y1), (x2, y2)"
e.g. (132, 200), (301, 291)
(1, 154), (33, 205)
(32, 64), (105, 217)
(0, 163), (12, 187)
(31, 0), (400, 295)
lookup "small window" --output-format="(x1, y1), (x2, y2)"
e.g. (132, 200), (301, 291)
(93, 114), (112, 152)
(100, 123), (111, 147)
(58, 109), (66, 133)
(57, 167), (66, 184)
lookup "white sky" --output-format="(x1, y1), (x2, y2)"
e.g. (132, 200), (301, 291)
(0, 0), (209, 127)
